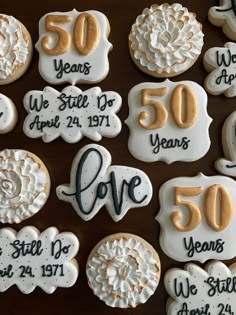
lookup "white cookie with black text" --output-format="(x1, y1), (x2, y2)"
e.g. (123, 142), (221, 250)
(0, 226), (79, 293)
(165, 261), (236, 315)
(209, 0), (236, 40)
(125, 80), (212, 163)
(204, 42), (236, 97)
(216, 111), (236, 176)
(157, 173), (236, 262)
(23, 86), (122, 143)
(56, 144), (152, 221)
(36, 9), (112, 85)
(0, 94), (18, 134)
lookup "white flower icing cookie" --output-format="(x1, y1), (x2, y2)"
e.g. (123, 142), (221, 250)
(156, 173), (236, 262)
(0, 14), (33, 85)
(209, 0), (236, 41)
(35, 9), (112, 85)
(0, 94), (18, 134)
(23, 86), (122, 143)
(203, 42), (236, 97)
(129, 3), (204, 78)
(165, 261), (236, 315)
(0, 226), (79, 293)
(56, 144), (152, 221)
(125, 80), (212, 163)
(0, 149), (50, 224)
(86, 233), (160, 308)
(216, 111), (236, 176)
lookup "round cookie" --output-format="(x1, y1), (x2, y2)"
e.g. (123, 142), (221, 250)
(0, 94), (18, 133)
(129, 3), (204, 78)
(0, 149), (50, 223)
(0, 14), (33, 85)
(86, 233), (160, 308)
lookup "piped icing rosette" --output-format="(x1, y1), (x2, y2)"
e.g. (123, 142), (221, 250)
(86, 234), (160, 308)
(0, 149), (50, 223)
(129, 3), (204, 77)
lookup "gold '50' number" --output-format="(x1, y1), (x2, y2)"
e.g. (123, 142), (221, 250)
(41, 13), (99, 56)
(138, 84), (198, 130)
(171, 185), (233, 232)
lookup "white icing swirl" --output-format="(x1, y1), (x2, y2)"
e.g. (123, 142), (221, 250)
(86, 237), (160, 308)
(0, 14), (28, 79)
(0, 149), (48, 223)
(129, 3), (204, 75)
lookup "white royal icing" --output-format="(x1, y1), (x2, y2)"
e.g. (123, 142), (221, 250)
(0, 226), (79, 293)
(0, 149), (49, 223)
(0, 93), (17, 133)
(156, 173), (236, 262)
(125, 80), (212, 163)
(23, 86), (122, 143)
(35, 9), (112, 85)
(209, 0), (236, 40)
(0, 14), (29, 79)
(216, 111), (236, 176)
(87, 235), (160, 308)
(56, 144), (152, 221)
(204, 42), (236, 97)
(129, 3), (204, 75)
(165, 261), (236, 315)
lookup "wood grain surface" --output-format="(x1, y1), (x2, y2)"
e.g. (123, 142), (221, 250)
(0, 0), (232, 314)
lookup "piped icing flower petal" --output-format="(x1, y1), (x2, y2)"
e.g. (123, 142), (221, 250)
(0, 14), (29, 80)
(86, 234), (160, 308)
(129, 3), (204, 77)
(0, 149), (50, 223)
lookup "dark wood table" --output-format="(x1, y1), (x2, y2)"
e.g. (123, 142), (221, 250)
(0, 0), (232, 314)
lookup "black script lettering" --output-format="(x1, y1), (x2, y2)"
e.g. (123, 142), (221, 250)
(216, 69), (236, 85)
(205, 276), (236, 297)
(183, 237), (225, 258)
(177, 303), (210, 315)
(29, 94), (49, 112)
(216, 49), (232, 67)
(150, 133), (190, 154)
(51, 240), (71, 259)
(174, 278), (198, 298)
(0, 112), (3, 118)
(97, 94), (115, 111)
(29, 115), (60, 132)
(0, 264), (14, 278)
(58, 93), (89, 111)
(11, 240), (43, 259)
(62, 148), (147, 215)
(53, 59), (91, 79)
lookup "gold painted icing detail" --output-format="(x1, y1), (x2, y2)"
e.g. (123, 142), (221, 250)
(73, 12), (99, 55)
(41, 15), (72, 55)
(204, 184), (233, 231)
(171, 186), (203, 231)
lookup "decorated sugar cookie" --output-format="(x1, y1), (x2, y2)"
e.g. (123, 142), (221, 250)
(56, 144), (152, 221)
(36, 9), (112, 85)
(23, 86), (122, 143)
(0, 226), (79, 293)
(216, 111), (236, 176)
(86, 233), (160, 308)
(204, 42), (236, 97)
(156, 173), (236, 262)
(129, 3), (204, 78)
(0, 14), (32, 85)
(0, 94), (18, 134)
(0, 149), (50, 223)
(209, 0), (236, 41)
(125, 80), (212, 163)
(165, 261), (236, 315)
